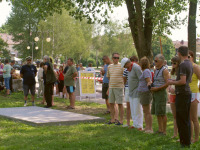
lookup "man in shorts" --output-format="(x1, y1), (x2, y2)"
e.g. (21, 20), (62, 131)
(107, 53), (124, 125)
(150, 54), (169, 135)
(64, 58), (77, 109)
(20, 56), (37, 106)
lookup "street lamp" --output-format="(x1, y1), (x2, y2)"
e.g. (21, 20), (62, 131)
(34, 37), (39, 42)
(46, 37), (51, 42)
(27, 37), (39, 61)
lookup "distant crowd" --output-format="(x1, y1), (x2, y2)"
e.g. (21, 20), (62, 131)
(0, 46), (200, 148)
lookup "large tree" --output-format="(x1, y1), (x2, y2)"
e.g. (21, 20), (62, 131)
(188, 0), (197, 62)
(0, 37), (10, 60)
(5, 0), (42, 59)
(38, 10), (93, 61)
(3, 0), (187, 61)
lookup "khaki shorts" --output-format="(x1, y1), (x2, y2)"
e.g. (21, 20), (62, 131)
(139, 91), (152, 105)
(109, 88), (124, 104)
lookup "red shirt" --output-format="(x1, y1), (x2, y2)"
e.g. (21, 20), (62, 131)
(57, 70), (64, 81)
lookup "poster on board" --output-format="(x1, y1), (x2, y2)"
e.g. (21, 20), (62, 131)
(79, 71), (96, 98)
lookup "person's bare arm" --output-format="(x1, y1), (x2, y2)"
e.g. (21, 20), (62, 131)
(145, 77), (152, 86)
(72, 72), (78, 78)
(44, 65), (48, 74)
(20, 73), (23, 78)
(123, 77), (127, 85)
(151, 69), (169, 92)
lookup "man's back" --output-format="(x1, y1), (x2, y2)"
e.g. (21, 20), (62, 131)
(176, 59), (193, 94)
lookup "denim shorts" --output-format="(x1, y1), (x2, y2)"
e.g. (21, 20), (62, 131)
(4, 77), (10, 90)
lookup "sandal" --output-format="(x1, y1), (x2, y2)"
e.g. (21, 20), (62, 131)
(106, 120), (115, 125)
(104, 111), (110, 114)
(66, 106), (75, 109)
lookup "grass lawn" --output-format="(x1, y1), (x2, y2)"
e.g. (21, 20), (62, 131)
(0, 92), (199, 150)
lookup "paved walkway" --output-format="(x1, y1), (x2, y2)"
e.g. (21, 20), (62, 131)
(0, 106), (105, 126)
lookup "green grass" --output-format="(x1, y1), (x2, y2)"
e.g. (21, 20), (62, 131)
(0, 92), (199, 150)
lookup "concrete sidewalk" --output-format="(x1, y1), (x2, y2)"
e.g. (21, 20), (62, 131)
(0, 106), (105, 126)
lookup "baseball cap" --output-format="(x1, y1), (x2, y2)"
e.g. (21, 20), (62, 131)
(121, 57), (130, 68)
(26, 56), (32, 60)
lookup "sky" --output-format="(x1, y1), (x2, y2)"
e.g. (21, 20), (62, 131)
(0, 1), (199, 41)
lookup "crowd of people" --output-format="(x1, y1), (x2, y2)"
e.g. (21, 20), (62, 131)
(101, 46), (200, 148)
(0, 46), (199, 148)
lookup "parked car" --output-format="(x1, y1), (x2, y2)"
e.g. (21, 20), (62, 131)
(13, 64), (21, 70)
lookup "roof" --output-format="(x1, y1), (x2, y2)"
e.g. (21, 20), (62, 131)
(173, 39), (200, 52)
(0, 33), (19, 45)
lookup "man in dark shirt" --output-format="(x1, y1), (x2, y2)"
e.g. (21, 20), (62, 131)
(168, 46), (193, 148)
(20, 56), (37, 106)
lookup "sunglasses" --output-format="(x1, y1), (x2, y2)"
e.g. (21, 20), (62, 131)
(171, 62), (177, 65)
(188, 56), (191, 59)
(113, 57), (119, 59)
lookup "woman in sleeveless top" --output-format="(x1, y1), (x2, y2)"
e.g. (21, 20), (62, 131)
(188, 51), (200, 143)
(168, 56), (180, 138)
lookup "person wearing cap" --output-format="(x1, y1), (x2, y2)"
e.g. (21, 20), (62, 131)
(121, 57), (143, 130)
(20, 56), (37, 106)
(107, 52), (124, 125)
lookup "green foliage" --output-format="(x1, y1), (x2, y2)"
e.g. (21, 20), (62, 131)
(0, 37), (10, 60)
(152, 35), (176, 62)
(38, 10), (93, 61)
(6, 0), (43, 59)
(91, 21), (137, 64)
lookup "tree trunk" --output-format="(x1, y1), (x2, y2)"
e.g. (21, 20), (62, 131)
(125, 0), (154, 63)
(188, 0), (197, 62)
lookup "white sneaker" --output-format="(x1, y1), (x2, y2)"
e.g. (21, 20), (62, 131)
(122, 124), (129, 127)
(24, 103), (27, 107)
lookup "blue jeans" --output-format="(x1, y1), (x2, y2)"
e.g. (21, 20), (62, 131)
(4, 77), (10, 90)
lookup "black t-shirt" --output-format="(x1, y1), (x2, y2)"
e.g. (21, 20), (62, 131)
(43, 62), (50, 84)
(175, 59), (193, 94)
(20, 64), (37, 85)
(63, 66), (69, 74)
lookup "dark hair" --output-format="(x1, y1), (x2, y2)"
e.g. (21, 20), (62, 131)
(88, 63), (92, 67)
(150, 64), (154, 68)
(5, 59), (9, 64)
(189, 50), (194, 58)
(11, 60), (15, 63)
(130, 56), (138, 62)
(102, 55), (109, 60)
(140, 57), (150, 70)
(171, 56), (181, 75)
(40, 62), (44, 67)
(59, 65), (63, 71)
(178, 46), (188, 56)
(112, 53), (120, 57)
(68, 58), (74, 63)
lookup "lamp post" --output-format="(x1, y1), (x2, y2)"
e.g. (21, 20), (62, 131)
(27, 36), (39, 61)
